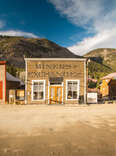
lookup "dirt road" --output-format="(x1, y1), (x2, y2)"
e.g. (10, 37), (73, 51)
(0, 104), (116, 156)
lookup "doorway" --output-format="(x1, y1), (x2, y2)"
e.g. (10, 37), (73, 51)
(48, 77), (63, 104)
(49, 85), (63, 104)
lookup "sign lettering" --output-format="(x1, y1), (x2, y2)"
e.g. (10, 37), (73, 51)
(35, 63), (75, 70)
(28, 63), (82, 78)
(28, 71), (82, 78)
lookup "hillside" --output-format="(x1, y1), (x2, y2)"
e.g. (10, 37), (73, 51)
(84, 48), (116, 88)
(0, 36), (79, 69)
(84, 48), (116, 71)
(87, 60), (113, 80)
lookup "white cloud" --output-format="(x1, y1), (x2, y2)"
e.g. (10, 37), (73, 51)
(0, 30), (38, 38)
(49, 0), (116, 55)
(49, 0), (104, 28)
(68, 29), (116, 55)
(0, 20), (6, 29)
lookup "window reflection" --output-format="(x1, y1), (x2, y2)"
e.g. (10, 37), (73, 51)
(33, 81), (44, 100)
(67, 81), (78, 99)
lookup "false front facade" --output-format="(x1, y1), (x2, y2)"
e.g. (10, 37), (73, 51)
(25, 58), (87, 104)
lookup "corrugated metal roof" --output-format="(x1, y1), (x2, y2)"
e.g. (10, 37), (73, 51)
(102, 73), (116, 80)
(6, 72), (21, 82)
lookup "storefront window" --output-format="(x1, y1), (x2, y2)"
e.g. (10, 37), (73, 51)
(66, 80), (79, 100)
(32, 80), (45, 100)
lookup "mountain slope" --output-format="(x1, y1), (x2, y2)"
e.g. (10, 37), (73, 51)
(87, 60), (113, 80)
(84, 48), (116, 87)
(0, 36), (79, 68)
(84, 48), (116, 71)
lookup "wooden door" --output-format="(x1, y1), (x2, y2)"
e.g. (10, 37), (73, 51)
(49, 86), (62, 104)
(0, 81), (3, 100)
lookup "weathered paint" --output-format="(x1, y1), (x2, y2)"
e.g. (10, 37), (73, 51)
(25, 58), (87, 104)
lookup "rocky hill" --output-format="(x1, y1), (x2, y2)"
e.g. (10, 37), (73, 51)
(84, 48), (116, 87)
(0, 36), (79, 69)
(84, 48), (116, 71)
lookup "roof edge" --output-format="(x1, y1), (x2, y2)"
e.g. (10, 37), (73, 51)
(24, 58), (87, 61)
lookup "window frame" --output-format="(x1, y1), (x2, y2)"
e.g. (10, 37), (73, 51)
(31, 80), (46, 101)
(66, 80), (80, 100)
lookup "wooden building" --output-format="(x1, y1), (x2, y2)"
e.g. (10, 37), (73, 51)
(0, 61), (22, 103)
(100, 73), (116, 99)
(25, 58), (87, 104)
(6, 72), (22, 102)
(0, 61), (6, 103)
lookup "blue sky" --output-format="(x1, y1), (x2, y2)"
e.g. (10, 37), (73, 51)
(0, 0), (116, 55)
(0, 0), (85, 47)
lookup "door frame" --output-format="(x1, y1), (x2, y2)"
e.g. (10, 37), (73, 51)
(48, 81), (63, 104)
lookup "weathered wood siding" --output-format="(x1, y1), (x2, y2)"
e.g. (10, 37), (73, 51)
(100, 79), (110, 97)
(26, 59), (86, 104)
(6, 81), (20, 102)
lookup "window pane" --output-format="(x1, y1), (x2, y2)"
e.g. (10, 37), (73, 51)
(39, 82), (43, 86)
(51, 88), (55, 98)
(73, 82), (78, 91)
(33, 85), (39, 92)
(67, 91), (73, 99)
(33, 81), (44, 100)
(68, 81), (72, 91)
(34, 82), (39, 85)
(33, 82), (44, 92)
(39, 85), (43, 91)
(73, 91), (77, 99)
(33, 92), (43, 100)
(67, 81), (79, 100)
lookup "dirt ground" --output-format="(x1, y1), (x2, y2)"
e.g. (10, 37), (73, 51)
(0, 104), (116, 156)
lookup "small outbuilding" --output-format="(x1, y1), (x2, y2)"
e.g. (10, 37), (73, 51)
(6, 72), (23, 102)
(100, 73), (116, 100)
(0, 61), (23, 103)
